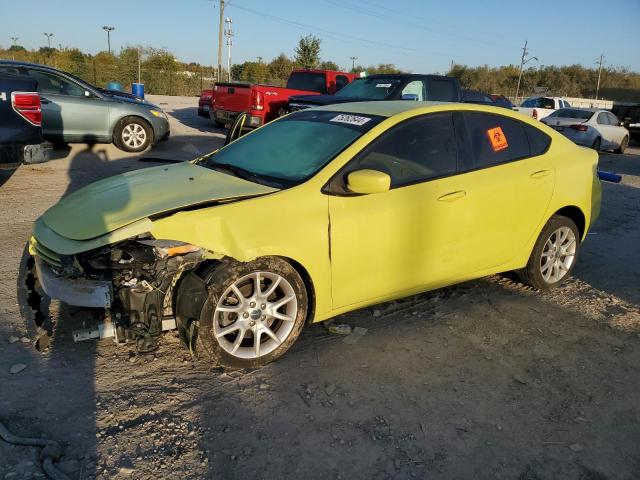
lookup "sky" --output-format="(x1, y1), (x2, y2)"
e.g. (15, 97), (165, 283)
(2, 0), (639, 73)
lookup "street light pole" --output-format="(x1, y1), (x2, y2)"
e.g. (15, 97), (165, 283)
(217, 0), (225, 81)
(350, 56), (358, 71)
(515, 40), (538, 102)
(102, 26), (115, 55)
(44, 33), (54, 49)
(225, 17), (233, 82)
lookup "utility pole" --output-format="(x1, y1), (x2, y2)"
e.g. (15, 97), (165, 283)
(217, 0), (225, 81)
(11, 36), (18, 46)
(225, 17), (234, 82)
(102, 26), (115, 55)
(44, 33), (54, 49)
(137, 46), (142, 84)
(515, 40), (538, 102)
(595, 54), (605, 99)
(350, 56), (358, 71)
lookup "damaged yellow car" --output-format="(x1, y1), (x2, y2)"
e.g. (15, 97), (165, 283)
(28, 102), (601, 367)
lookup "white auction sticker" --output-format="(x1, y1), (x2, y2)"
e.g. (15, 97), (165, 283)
(330, 114), (372, 126)
(375, 83), (392, 88)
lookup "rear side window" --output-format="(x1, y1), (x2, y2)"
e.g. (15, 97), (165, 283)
(345, 112), (457, 188)
(459, 112), (532, 169)
(539, 98), (555, 109)
(596, 113), (608, 125)
(286, 72), (327, 94)
(335, 75), (349, 91)
(427, 79), (459, 101)
(523, 123), (551, 156)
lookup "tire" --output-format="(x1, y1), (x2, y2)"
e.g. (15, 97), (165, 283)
(591, 136), (601, 151)
(614, 136), (628, 154)
(195, 257), (308, 368)
(518, 215), (580, 290)
(113, 116), (153, 152)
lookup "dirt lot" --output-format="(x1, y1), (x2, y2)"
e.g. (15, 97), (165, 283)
(1, 97), (639, 480)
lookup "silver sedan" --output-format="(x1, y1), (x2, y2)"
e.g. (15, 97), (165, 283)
(0, 61), (170, 152)
(541, 108), (629, 153)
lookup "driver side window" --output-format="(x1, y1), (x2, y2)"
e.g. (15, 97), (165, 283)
(344, 112), (457, 188)
(28, 69), (85, 97)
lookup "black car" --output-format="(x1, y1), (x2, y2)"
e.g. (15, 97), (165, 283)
(613, 104), (640, 143)
(286, 74), (462, 113)
(0, 73), (50, 169)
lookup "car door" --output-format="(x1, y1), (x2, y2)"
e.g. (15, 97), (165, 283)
(327, 112), (470, 308)
(606, 112), (625, 146)
(27, 68), (110, 142)
(454, 111), (555, 274)
(595, 112), (617, 149)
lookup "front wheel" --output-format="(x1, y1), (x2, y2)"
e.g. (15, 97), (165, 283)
(518, 215), (580, 290)
(615, 136), (628, 154)
(196, 257), (308, 368)
(114, 117), (153, 152)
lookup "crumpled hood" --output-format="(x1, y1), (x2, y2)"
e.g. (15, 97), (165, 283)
(42, 162), (278, 241)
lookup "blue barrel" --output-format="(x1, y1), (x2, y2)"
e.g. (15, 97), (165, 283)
(132, 83), (145, 99)
(106, 81), (123, 91)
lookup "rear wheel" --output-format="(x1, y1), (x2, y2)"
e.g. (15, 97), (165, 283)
(591, 136), (601, 151)
(196, 257), (308, 368)
(615, 136), (628, 154)
(519, 215), (580, 290)
(114, 116), (152, 152)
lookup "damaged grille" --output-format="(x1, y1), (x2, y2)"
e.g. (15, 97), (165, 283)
(29, 236), (62, 268)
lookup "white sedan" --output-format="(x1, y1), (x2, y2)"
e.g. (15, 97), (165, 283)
(541, 108), (629, 153)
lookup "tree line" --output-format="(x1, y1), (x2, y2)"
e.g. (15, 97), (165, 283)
(2, 35), (639, 100)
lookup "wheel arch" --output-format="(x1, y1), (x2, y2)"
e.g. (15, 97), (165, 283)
(552, 205), (586, 240)
(278, 256), (316, 324)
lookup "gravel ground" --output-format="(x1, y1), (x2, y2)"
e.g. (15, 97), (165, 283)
(0, 97), (639, 480)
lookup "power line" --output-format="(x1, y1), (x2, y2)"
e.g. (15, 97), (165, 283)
(228, 3), (456, 60)
(326, 0), (521, 50)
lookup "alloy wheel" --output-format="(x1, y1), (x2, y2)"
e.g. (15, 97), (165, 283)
(121, 123), (147, 149)
(213, 271), (298, 359)
(540, 226), (577, 283)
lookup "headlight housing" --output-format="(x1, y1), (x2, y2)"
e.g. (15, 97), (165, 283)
(150, 109), (168, 120)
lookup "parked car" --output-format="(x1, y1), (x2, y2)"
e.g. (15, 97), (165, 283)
(0, 61), (170, 152)
(198, 88), (214, 118)
(28, 101), (600, 367)
(515, 96), (571, 121)
(489, 94), (515, 109)
(287, 74), (462, 112)
(0, 72), (51, 169)
(207, 69), (357, 128)
(613, 104), (640, 143)
(462, 89), (494, 106)
(541, 108), (629, 153)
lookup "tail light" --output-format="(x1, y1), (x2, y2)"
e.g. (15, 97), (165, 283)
(251, 90), (264, 111)
(12, 92), (42, 126)
(570, 124), (588, 132)
(532, 109), (538, 120)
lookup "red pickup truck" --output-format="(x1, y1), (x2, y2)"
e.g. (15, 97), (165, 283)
(203, 69), (357, 128)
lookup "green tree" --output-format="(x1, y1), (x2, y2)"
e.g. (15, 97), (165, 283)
(319, 60), (340, 71)
(294, 35), (321, 69)
(269, 53), (294, 83)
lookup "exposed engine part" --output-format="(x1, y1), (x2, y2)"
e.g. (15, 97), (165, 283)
(0, 419), (70, 480)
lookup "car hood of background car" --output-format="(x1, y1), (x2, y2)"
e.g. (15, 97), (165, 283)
(41, 162), (278, 241)
(289, 94), (364, 106)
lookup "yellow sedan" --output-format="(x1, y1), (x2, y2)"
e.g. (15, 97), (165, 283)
(29, 101), (601, 367)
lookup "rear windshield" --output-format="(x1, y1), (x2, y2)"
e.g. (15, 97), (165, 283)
(521, 97), (555, 109)
(334, 78), (401, 100)
(548, 109), (594, 120)
(203, 110), (384, 187)
(286, 72), (328, 94)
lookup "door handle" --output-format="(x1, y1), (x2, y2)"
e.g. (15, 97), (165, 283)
(530, 169), (551, 179)
(437, 190), (466, 202)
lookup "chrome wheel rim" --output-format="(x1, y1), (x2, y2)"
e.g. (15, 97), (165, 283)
(540, 226), (577, 283)
(213, 272), (297, 359)
(122, 123), (147, 149)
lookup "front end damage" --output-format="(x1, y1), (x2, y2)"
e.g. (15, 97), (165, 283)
(28, 235), (207, 352)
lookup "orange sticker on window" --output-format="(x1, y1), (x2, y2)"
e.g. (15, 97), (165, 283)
(487, 126), (508, 152)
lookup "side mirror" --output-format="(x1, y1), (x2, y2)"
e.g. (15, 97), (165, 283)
(347, 169), (391, 194)
(84, 90), (91, 97)
(401, 93), (419, 101)
(619, 121), (625, 127)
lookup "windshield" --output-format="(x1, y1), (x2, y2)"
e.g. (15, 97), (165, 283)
(548, 109), (593, 120)
(334, 78), (401, 100)
(286, 72), (328, 93)
(202, 110), (383, 187)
